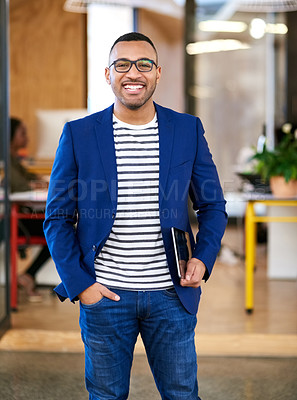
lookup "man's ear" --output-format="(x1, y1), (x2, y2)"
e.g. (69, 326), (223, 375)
(105, 67), (111, 85)
(156, 66), (161, 84)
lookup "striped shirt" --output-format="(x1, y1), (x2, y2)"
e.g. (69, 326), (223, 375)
(94, 114), (173, 290)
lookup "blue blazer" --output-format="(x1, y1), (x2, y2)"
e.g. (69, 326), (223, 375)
(44, 103), (227, 314)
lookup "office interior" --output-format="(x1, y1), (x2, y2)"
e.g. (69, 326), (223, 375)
(0, 0), (297, 399)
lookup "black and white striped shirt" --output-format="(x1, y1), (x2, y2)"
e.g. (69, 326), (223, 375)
(94, 114), (173, 290)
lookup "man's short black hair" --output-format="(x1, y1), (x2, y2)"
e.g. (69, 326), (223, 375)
(109, 32), (158, 63)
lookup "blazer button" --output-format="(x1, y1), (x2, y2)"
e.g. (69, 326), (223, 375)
(92, 245), (96, 251)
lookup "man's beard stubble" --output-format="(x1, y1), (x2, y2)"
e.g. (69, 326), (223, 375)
(112, 78), (157, 111)
(123, 93), (154, 110)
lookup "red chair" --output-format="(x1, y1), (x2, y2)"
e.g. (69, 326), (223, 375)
(10, 202), (46, 310)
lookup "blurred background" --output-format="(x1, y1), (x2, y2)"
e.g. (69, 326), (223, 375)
(0, 1), (296, 399)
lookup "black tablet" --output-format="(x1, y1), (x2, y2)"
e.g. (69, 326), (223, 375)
(171, 227), (192, 278)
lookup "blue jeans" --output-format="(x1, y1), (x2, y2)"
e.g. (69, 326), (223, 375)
(79, 288), (201, 400)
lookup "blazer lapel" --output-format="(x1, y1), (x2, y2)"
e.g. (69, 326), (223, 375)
(95, 105), (118, 211)
(155, 103), (175, 208)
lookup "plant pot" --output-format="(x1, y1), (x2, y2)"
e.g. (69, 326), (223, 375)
(269, 176), (297, 198)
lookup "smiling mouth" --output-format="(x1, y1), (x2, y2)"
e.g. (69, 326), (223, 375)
(123, 83), (145, 93)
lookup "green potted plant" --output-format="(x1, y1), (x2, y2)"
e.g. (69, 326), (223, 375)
(252, 123), (297, 198)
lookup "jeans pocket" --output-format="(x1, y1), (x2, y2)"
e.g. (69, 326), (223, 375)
(80, 296), (107, 309)
(163, 287), (179, 298)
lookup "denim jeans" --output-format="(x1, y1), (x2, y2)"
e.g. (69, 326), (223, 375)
(79, 288), (201, 400)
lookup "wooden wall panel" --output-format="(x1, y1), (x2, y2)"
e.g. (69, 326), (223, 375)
(10, 0), (87, 156)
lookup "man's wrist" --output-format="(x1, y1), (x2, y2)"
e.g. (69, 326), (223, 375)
(191, 257), (209, 280)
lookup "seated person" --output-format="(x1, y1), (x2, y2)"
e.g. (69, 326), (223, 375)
(10, 117), (50, 302)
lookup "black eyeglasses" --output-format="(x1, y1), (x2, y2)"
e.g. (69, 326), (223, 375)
(108, 58), (157, 73)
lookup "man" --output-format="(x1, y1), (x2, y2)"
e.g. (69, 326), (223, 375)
(44, 32), (227, 400)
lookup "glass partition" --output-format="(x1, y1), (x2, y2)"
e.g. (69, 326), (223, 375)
(0, 0), (11, 334)
(192, 1), (287, 192)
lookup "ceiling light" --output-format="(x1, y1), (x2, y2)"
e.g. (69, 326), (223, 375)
(238, 0), (297, 12)
(249, 18), (266, 39)
(266, 23), (288, 34)
(249, 19), (288, 39)
(186, 39), (250, 55)
(199, 20), (247, 33)
(63, 0), (183, 17)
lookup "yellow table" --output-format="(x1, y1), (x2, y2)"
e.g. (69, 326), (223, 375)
(245, 197), (297, 313)
(22, 159), (53, 175)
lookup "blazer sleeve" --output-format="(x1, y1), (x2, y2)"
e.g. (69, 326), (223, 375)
(189, 118), (228, 280)
(43, 122), (96, 301)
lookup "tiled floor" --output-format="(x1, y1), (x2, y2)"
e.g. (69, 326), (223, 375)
(0, 352), (296, 400)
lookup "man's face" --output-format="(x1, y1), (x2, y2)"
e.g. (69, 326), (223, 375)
(105, 41), (161, 111)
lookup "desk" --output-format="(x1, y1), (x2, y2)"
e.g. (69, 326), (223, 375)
(245, 196), (297, 313)
(22, 159), (53, 176)
(10, 191), (47, 310)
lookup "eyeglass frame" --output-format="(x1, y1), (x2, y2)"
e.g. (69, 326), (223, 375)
(108, 58), (158, 73)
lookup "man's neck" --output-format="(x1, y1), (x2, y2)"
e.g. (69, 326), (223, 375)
(113, 100), (156, 125)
